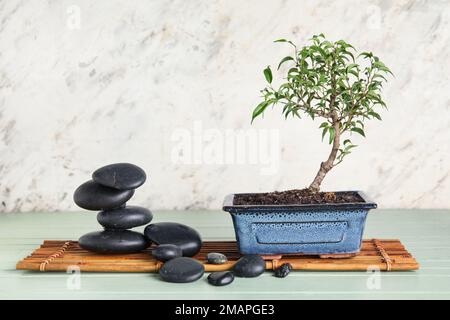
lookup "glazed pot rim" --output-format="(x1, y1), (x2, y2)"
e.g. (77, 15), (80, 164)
(223, 190), (377, 211)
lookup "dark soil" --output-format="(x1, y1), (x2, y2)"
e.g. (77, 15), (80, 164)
(233, 189), (364, 206)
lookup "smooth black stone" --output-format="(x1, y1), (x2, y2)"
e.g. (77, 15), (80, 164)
(207, 271), (234, 286)
(206, 252), (228, 265)
(73, 180), (134, 210)
(274, 263), (292, 278)
(152, 244), (182, 262)
(78, 230), (150, 253)
(92, 163), (146, 190)
(97, 206), (152, 229)
(159, 257), (204, 283)
(144, 222), (202, 257)
(232, 254), (265, 278)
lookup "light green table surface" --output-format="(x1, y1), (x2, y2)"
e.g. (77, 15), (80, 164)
(1, 210), (449, 300)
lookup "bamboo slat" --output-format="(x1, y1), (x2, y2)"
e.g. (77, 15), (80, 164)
(16, 239), (419, 272)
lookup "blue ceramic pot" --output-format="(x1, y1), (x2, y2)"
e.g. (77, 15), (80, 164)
(223, 191), (377, 256)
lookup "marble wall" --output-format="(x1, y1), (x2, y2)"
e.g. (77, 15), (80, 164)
(0, 0), (449, 212)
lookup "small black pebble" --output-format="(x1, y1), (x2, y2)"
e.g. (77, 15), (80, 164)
(233, 254), (265, 278)
(207, 271), (234, 286)
(274, 263), (292, 278)
(152, 244), (182, 262)
(206, 252), (228, 264)
(159, 257), (204, 283)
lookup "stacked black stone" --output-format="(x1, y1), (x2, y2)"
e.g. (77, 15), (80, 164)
(74, 163), (152, 254)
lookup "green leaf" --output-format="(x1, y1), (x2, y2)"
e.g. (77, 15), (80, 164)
(342, 50), (355, 61)
(373, 74), (387, 81)
(321, 127), (328, 141)
(322, 41), (333, 49)
(292, 108), (301, 119)
(351, 127), (366, 137)
(319, 122), (329, 129)
(311, 45), (327, 58)
(345, 144), (358, 151)
(358, 52), (373, 59)
(277, 56), (294, 70)
(263, 66), (273, 84)
(373, 60), (385, 68)
(274, 38), (297, 48)
(251, 101), (268, 123)
(379, 66), (394, 76)
(348, 70), (359, 77)
(328, 127), (335, 144)
(368, 111), (382, 120)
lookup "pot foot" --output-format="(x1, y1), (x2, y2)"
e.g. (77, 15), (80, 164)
(260, 254), (283, 260)
(319, 253), (357, 259)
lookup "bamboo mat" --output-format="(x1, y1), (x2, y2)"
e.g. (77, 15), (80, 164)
(16, 239), (419, 272)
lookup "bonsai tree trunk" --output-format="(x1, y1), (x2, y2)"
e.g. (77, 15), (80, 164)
(309, 117), (340, 192)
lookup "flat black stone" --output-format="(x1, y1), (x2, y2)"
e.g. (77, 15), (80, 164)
(152, 244), (182, 262)
(144, 222), (202, 257)
(97, 206), (152, 229)
(207, 271), (234, 286)
(78, 230), (150, 253)
(74, 180), (134, 210)
(159, 257), (204, 283)
(232, 254), (265, 278)
(206, 252), (228, 264)
(274, 263), (292, 278)
(92, 163), (146, 190)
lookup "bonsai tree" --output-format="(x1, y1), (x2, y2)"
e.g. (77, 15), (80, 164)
(252, 34), (392, 192)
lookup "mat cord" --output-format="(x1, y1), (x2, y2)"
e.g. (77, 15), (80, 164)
(373, 239), (392, 271)
(39, 241), (72, 271)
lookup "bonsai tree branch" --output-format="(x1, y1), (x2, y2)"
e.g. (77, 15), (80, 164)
(309, 86), (339, 192)
(309, 117), (340, 192)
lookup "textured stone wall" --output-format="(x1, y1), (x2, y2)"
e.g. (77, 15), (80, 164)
(0, 0), (449, 211)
